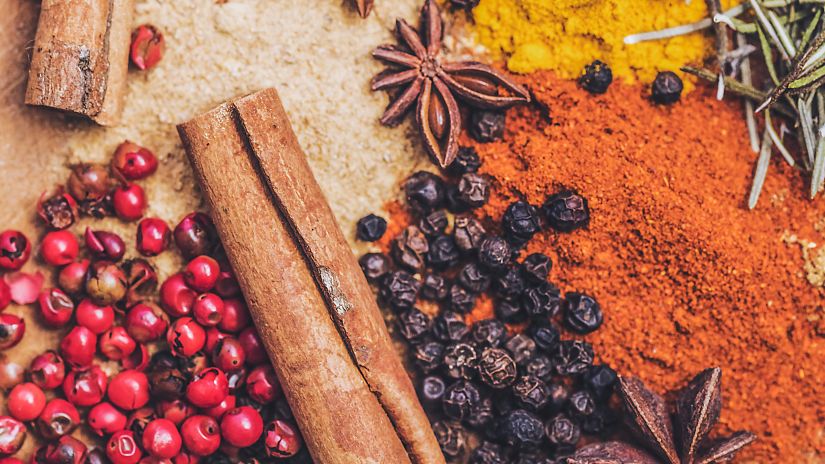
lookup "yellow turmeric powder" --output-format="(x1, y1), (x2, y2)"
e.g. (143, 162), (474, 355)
(472, 0), (736, 84)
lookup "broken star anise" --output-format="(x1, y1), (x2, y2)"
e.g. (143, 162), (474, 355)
(567, 367), (756, 464)
(371, 0), (530, 168)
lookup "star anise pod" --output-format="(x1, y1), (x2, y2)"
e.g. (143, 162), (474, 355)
(354, 0), (373, 18)
(371, 0), (530, 168)
(567, 367), (756, 464)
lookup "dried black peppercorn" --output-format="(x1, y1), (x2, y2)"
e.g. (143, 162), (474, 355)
(652, 70), (683, 104)
(583, 364), (618, 401)
(477, 347), (517, 389)
(453, 216), (486, 253)
(499, 409), (545, 449)
(449, 0), (481, 11)
(528, 322), (561, 353)
(469, 110), (505, 143)
(567, 390), (597, 422)
(579, 60), (613, 94)
(405, 171), (445, 212)
(542, 190), (590, 233)
(413, 340), (446, 373)
(495, 299), (525, 323)
(447, 146), (482, 176)
(468, 441), (507, 464)
(512, 375), (551, 411)
(432, 311), (470, 343)
(420, 273), (449, 301)
(544, 414), (581, 450)
(449, 284), (477, 314)
(379, 270), (420, 310)
(580, 409), (611, 434)
(466, 397), (494, 429)
(524, 355), (554, 382)
(478, 236), (512, 272)
(502, 201), (541, 245)
(443, 342), (478, 380)
(432, 420), (466, 459)
(553, 340), (594, 376)
(418, 375), (447, 409)
(427, 235), (461, 269)
(547, 383), (570, 413)
(522, 253), (552, 283)
(418, 209), (449, 237)
(396, 308), (432, 342)
(522, 282), (562, 319)
(471, 319), (507, 348)
(358, 253), (391, 283)
(458, 262), (491, 293)
(505, 334), (537, 366)
(445, 184), (471, 214)
(391, 225), (429, 272)
(493, 266), (526, 300)
(355, 214), (387, 242)
(564, 292), (603, 334)
(442, 379), (481, 421)
(457, 173), (490, 208)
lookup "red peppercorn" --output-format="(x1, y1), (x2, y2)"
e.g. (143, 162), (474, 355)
(238, 327), (267, 366)
(125, 302), (168, 343)
(220, 406), (263, 448)
(85, 228), (126, 262)
(201, 395), (235, 421)
(112, 141), (158, 180)
(7, 382), (46, 422)
(37, 188), (79, 230)
(41, 435), (87, 464)
(167, 317), (205, 357)
(212, 337), (246, 373)
(75, 299), (115, 335)
(67, 163), (111, 201)
(0, 458), (24, 464)
(0, 355), (23, 391)
(155, 399), (194, 426)
(226, 368), (247, 394)
(246, 365), (282, 404)
(174, 213), (218, 259)
(0, 314), (25, 350)
(264, 420), (303, 458)
(122, 343), (150, 371)
(180, 415), (221, 457)
(130, 25), (165, 71)
(37, 398), (80, 440)
(136, 218), (170, 256)
(160, 274), (196, 317)
(59, 326), (97, 368)
(107, 430), (143, 464)
(57, 259), (90, 296)
(63, 365), (107, 407)
(113, 184), (146, 222)
(183, 256), (220, 292)
(0, 281), (10, 312)
(185, 367), (228, 408)
(86, 261), (128, 306)
(40, 230), (79, 267)
(99, 326), (137, 361)
(29, 351), (65, 390)
(192, 293), (224, 327)
(89, 402), (128, 436)
(142, 418), (182, 459)
(0, 416), (26, 456)
(0, 230), (31, 271)
(204, 327), (229, 354)
(218, 298), (250, 333)
(38, 288), (75, 327)
(214, 270), (240, 298)
(108, 370), (150, 410)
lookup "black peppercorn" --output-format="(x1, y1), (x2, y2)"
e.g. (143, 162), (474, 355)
(505, 334), (537, 366)
(355, 214), (387, 242)
(493, 266), (526, 300)
(524, 355), (554, 382)
(564, 292), (603, 334)
(379, 270), (420, 310)
(427, 235), (461, 270)
(391, 225), (429, 272)
(445, 184), (471, 214)
(652, 70), (683, 104)
(466, 397), (495, 429)
(405, 171), (445, 212)
(432, 420), (466, 459)
(453, 216), (486, 253)
(498, 409), (545, 450)
(478, 236), (512, 272)
(420, 273), (449, 301)
(469, 110), (506, 143)
(522, 253), (552, 283)
(471, 319), (507, 347)
(418, 209), (449, 237)
(522, 282), (562, 319)
(502, 201), (541, 245)
(495, 299), (525, 323)
(544, 414), (581, 450)
(449, 284), (477, 314)
(443, 342), (478, 380)
(579, 60), (613, 94)
(458, 262), (491, 293)
(542, 190), (590, 233)
(553, 340), (594, 376)
(580, 409), (611, 434)
(418, 375), (447, 409)
(567, 390), (596, 421)
(547, 383), (570, 413)
(447, 146), (482, 176)
(358, 253), (391, 283)
(583, 364), (618, 401)
(477, 347), (517, 389)
(449, 0), (481, 11)
(432, 311), (470, 343)
(528, 322), (561, 353)
(443, 379), (481, 421)
(512, 375), (551, 411)
(457, 173), (490, 208)
(468, 441), (507, 464)
(413, 340), (446, 373)
(396, 308), (432, 342)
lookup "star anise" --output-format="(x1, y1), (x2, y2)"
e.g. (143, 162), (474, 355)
(371, 0), (530, 168)
(568, 367), (756, 464)
(354, 0), (373, 18)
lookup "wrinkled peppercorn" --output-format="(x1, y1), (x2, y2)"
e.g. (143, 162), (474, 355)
(522, 282), (562, 319)
(458, 262), (491, 293)
(564, 292), (603, 334)
(358, 253), (391, 283)
(567, 390), (597, 422)
(392, 226), (429, 272)
(581, 409), (611, 434)
(405, 171), (445, 212)
(652, 70), (683, 104)
(583, 365), (617, 401)
(466, 397), (494, 429)
(418, 210), (448, 237)
(502, 201), (541, 245)
(579, 60), (613, 94)
(442, 380), (481, 421)
(522, 253), (552, 283)
(355, 214), (387, 242)
(529, 322), (561, 353)
(469, 441), (506, 464)
(453, 216), (486, 253)
(499, 409), (545, 449)
(379, 271), (420, 310)
(478, 236), (512, 272)
(445, 184), (471, 214)
(432, 420), (466, 458)
(427, 235), (461, 270)
(547, 383), (570, 413)
(477, 348), (517, 389)
(512, 375), (551, 410)
(495, 299), (525, 323)
(542, 190), (590, 233)
(413, 341), (446, 373)
(396, 308), (432, 342)
(457, 173), (490, 208)
(419, 375), (447, 409)
(553, 340), (594, 376)
(524, 355), (554, 382)
(505, 334), (537, 366)
(432, 311), (470, 343)
(469, 110), (505, 143)
(449, 285), (477, 314)
(471, 319), (506, 347)
(442, 343), (478, 380)
(545, 414), (580, 450)
(493, 266), (526, 300)
(420, 273), (449, 301)
(447, 146), (481, 176)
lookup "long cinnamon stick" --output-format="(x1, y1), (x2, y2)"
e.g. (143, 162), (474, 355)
(178, 91), (426, 463)
(25, 0), (134, 125)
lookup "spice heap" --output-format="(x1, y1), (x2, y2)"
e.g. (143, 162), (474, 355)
(0, 144), (308, 462)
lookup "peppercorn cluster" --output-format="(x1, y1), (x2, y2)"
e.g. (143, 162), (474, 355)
(0, 142), (308, 463)
(358, 148), (616, 463)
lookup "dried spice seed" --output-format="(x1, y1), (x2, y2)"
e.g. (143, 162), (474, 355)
(453, 216), (486, 253)
(392, 225), (429, 272)
(442, 342), (478, 380)
(469, 110), (506, 143)
(38, 189), (79, 230)
(476, 347), (517, 389)
(447, 146), (482, 176)
(529, 322), (561, 353)
(432, 420), (466, 458)
(442, 380), (481, 421)
(651, 71), (683, 104)
(67, 163), (112, 202)
(449, 284), (477, 314)
(457, 173), (490, 208)
(522, 282), (562, 319)
(567, 390), (597, 421)
(418, 209), (449, 237)
(493, 266), (526, 300)
(553, 340), (594, 376)
(478, 236), (512, 272)
(584, 365), (618, 402)
(547, 384), (570, 413)
(432, 311), (470, 343)
(458, 262), (491, 293)
(356, 214), (387, 242)
(499, 409), (545, 449)
(130, 25), (165, 71)
(466, 397), (494, 429)
(445, 184), (471, 214)
(564, 292), (603, 334)
(358, 253), (392, 283)
(427, 235), (461, 270)
(512, 375), (551, 410)
(522, 253), (552, 283)
(396, 308), (432, 342)
(579, 60), (613, 95)
(449, 0), (481, 11)
(405, 171), (446, 213)
(379, 270), (420, 310)
(419, 375), (447, 409)
(502, 201), (541, 245)
(470, 319), (506, 347)
(542, 190), (590, 233)
(413, 341), (446, 373)
(524, 355), (554, 382)
(504, 334), (536, 366)
(545, 414), (581, 450)
(420, 273), (449, 301)
(468, 441), (507, 464)
(495, 299), (525, 323)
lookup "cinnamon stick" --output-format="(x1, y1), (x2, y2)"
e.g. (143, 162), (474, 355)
(25, 0), (134, 125)
(178, 89), (441, 464)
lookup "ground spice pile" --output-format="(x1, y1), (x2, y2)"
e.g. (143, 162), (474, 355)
(433, 73), (824, 461)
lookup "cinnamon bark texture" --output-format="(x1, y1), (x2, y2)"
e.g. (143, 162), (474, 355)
(178, 88), (441, 464)
(25, 0), (134, 125)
